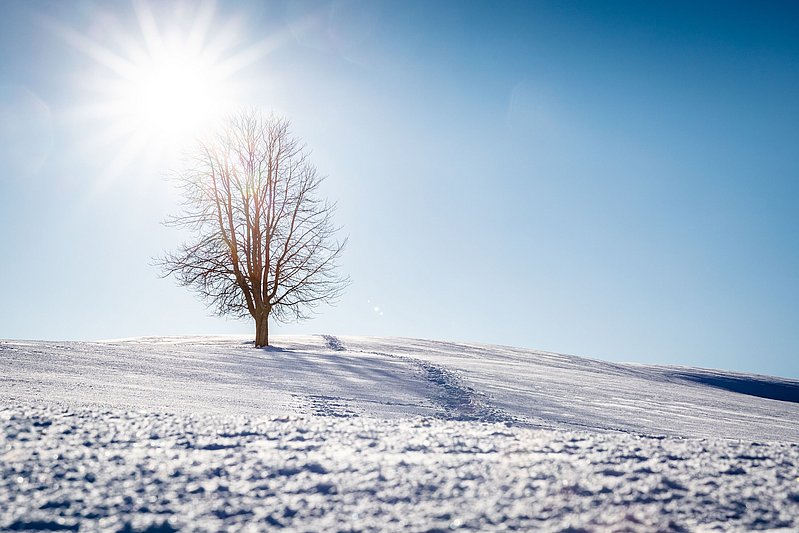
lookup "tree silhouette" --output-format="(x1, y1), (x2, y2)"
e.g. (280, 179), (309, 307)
(160, 111), (348, 347)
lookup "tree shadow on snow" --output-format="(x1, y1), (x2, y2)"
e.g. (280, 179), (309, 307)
(238, 341), (293, 353)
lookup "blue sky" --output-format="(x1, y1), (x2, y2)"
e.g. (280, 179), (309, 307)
(1, 0), (798, 377)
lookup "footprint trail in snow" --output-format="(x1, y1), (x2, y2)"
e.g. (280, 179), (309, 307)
(322, 335), (516, 424)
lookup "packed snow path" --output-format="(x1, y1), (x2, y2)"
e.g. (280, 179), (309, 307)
(324, 336), (515, 423)
(2, 335), (799, 530)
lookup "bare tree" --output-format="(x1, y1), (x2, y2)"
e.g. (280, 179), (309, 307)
(159, 111), (349, 347)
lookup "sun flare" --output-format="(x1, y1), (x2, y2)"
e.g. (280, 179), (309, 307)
(121, 47), (225, 142)
(56, 1), (277, 176)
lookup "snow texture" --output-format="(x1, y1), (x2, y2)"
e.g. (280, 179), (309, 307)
(2, 335), (799, 531)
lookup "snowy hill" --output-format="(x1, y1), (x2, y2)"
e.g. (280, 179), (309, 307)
(2, 335), (799, 531)
(3, 335), (797, 440)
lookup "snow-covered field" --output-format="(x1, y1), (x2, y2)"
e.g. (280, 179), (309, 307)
(2, 335), (799, 531)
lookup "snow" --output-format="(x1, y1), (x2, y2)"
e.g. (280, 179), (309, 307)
(2, 335), (799, 530)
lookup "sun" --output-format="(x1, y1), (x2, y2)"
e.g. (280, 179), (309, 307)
(54, 1), (278, 175)
(120, 45), (226, 143)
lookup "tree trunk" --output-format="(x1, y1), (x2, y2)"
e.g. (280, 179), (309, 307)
(254, 312), (269, 348)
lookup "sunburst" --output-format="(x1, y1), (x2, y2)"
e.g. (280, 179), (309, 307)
(51, 1), (286, 179)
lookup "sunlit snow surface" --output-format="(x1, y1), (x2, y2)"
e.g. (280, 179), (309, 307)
(2, 335), (799, 531)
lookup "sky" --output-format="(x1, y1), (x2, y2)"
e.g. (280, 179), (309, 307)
(1, 0), (798, 378)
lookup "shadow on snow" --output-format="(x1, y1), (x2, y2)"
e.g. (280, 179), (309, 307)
(671, 371), (799, 404)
